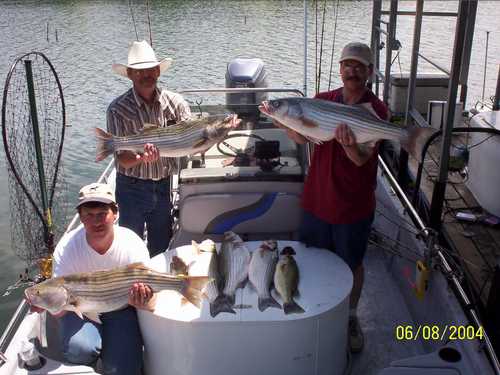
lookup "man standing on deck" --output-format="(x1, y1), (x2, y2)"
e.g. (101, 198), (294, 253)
(277, 42), (388, 353)
(107, 40), (191, 256)
(27, 183), (154, 375)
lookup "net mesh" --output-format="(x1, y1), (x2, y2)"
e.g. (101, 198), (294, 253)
(2, 52), (66, 268)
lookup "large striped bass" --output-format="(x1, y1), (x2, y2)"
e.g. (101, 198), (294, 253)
(259, 97), (435, 161)
(248, 239), (281, 312)
(95, 114), (240, 161)
(189, 240), (236, 317)
(219, 231), (251, 306)
(24, 263), (210, 322)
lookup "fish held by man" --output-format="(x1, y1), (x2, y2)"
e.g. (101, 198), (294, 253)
(248, 239), (281, 312)
(259, 97), (436, 161)
(24, 262), (210, 323)
(95, 113), (240, 161)
(274, 246), (304, 315)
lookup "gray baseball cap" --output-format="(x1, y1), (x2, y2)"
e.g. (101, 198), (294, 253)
(339, 42), (373, 66)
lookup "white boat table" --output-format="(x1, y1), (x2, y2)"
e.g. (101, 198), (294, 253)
(139, 240), (353, 375)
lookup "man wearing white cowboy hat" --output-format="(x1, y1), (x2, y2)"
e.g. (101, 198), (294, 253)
(107, 40), (191, 257)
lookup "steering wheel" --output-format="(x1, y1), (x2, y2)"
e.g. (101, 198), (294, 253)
(216, 133), (267, 157)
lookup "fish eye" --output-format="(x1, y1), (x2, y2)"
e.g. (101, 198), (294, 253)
(270, 100), (281, 108)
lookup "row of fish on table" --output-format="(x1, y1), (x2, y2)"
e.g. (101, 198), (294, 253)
(94, 97), (436, 163)
(24, 232), (303, 324)
(170, 231), (304, 317)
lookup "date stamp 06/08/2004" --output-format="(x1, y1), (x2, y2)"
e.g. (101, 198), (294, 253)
(395, 325), (484, 341)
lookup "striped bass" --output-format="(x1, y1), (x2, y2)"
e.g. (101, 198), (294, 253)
(24, 263), (210, 322)
(219, 231), (251, 306)
(248, 239), (281, 312)
(259, 97), (435, 161)
(190, 240), (236, 317)
(95, 114), (240, 161)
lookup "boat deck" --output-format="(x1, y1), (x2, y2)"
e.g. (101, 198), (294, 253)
(352, 245), (424, 374)
(408, 136), (500, 308)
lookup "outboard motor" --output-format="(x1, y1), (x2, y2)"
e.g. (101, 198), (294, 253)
(225, 58), (267, 116)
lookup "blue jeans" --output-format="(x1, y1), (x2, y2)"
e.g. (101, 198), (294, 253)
(59, 307), (143, 375)
(116, 173), (172, 256)
(299, 211), (374, 270)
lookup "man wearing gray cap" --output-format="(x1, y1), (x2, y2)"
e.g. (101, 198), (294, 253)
(28, 183), (153, 375)
(283, 42), (388, 353)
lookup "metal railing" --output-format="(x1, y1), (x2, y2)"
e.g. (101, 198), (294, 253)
(378, 154), (500, 374)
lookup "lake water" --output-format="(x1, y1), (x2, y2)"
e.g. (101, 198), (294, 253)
(0, 0), (499, 332)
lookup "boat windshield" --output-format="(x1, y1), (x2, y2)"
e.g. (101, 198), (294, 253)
(178, 88), (307, 184)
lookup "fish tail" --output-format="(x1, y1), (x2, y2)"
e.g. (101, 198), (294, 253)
(258, 296), (281, 312)
(283, 299), (305, 315)
(95, 128), (115, 162)
(180, 276), (211, 308)
(209, 295), (236, 317)
(401, 126), (437, 162)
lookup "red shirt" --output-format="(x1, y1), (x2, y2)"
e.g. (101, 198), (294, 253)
(301, 88), (388, 224)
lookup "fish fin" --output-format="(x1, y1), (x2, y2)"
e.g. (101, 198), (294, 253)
(258, 296), (281, 312)
(210, 295), (236, 317)
(95, 128), (115, 162)
(306, 136), (323, 145)
(64, 303), (85, 320)
(357, 141), (377, 155)
(237, 278), (248, 290)
(192, 138), (208, 150)
(283, 300), (305, 315)
(401, 125), (438, 162)
(191, 240), (201, 255)
(355, 103), (382, 120)
(180, 276), (211, 308)
(83, 312), (102, 324)
(141, 123), (160, 133)
(126, 262), (148, 270)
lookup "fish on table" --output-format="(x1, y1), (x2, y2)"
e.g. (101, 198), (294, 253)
(190, 240), (236, 318)
(248, 239), (281, 312)
(95, 113), (240, 161)
(219, 231), (251, 306)
(24, 262), (210, 323)
(274, 246), (304, 315)
(259, 97), (436, 161)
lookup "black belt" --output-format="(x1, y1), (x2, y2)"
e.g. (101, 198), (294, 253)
(117, 173), (169, 185)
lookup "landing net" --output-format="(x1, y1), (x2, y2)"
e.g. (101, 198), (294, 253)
(1, 52), (66, 272)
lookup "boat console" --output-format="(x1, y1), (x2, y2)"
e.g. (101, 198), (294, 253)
(139, 240), (353, 375)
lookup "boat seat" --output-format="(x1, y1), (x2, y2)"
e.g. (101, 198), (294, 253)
(170, 181), (303, 247)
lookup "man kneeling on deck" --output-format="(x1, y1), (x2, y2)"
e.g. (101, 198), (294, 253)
(28, 183), (153, 375)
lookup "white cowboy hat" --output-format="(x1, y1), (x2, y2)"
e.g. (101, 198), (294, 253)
(112, 40), (173, 78)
